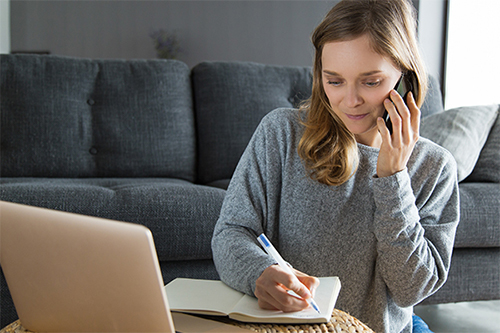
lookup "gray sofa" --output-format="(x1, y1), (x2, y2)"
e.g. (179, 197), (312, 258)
(1, 54), (499, 327)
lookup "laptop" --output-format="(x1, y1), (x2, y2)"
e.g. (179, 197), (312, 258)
(0, 201), (250, 332)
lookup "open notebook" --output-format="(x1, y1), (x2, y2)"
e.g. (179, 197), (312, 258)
(165, 277), (341, 324)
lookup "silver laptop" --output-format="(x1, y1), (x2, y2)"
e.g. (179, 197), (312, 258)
(0, 201), (250, 333)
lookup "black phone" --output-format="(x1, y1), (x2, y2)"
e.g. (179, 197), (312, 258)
(383, 71), (418, 134)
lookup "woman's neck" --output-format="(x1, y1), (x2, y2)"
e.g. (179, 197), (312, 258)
(355, 129), (382, 148)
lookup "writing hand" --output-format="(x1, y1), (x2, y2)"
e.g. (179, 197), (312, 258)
(254, 265), (320, 312)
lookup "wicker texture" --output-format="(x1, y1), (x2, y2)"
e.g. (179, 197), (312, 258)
(231, 309), (374, 333)
(0, 321), (29, 333)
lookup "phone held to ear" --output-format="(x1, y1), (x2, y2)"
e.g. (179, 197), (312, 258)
(382, 71), (418, 134)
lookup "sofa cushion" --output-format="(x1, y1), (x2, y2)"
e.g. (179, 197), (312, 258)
(420, 104), (499, 182)
(0, 178), (225, 261)
(192, 61), (313, 185)
(420, 75), (444, 118)
(419, 248), (500, 305)
(0, 54), (196, 181)
(466, 107), (500, 183)
(454, 182), (500, 248)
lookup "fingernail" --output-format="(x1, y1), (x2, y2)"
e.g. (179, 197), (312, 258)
(390, 90), (398, 96)
(384, 98), (391, 104)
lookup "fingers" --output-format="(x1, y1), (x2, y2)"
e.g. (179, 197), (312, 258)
(407, 92), (421, 136)
(293, 269), (320, 298)
(376, 90), (420, 178)
(383, 97), (402, 145)
(383, 90), (420, 146)
(255, 265), (314, 312)
(377, 116), (391, 143)
(257, 288), (294, 311)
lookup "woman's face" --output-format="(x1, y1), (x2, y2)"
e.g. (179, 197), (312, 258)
(321, 34), (402, 147)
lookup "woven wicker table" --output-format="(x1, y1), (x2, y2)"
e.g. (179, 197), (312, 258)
(1, 309), (374, 333)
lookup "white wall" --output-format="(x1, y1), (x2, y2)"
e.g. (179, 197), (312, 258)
(0, 0), (10, 54)
(10, 0), (333, 68)
(10, 0), (448, 82)
(416, 0), (447, 90)
(444, 0), (500, 109)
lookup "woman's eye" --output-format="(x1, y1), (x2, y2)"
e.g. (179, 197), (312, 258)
(365, 81), (381, 87)
(327, 80), (343, 86)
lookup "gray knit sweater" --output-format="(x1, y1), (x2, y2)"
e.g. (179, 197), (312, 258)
(212, 108), (459, 333)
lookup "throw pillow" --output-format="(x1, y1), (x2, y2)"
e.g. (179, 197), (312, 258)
(420, 104), (499, 182)
(466, 108), (500, 183)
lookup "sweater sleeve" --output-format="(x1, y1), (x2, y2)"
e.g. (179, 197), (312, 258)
(211, 111), (285, 296)
(372, 147), (460, 307)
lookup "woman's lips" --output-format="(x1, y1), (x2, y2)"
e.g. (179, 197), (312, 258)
(345, 113), (369, 120)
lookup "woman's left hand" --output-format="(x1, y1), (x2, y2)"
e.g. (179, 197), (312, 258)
(376, 90), (420, 178)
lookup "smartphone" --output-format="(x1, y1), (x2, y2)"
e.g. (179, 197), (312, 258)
(383, 71), (418, 134)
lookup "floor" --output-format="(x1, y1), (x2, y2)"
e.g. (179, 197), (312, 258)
(414, 300), (500, 332)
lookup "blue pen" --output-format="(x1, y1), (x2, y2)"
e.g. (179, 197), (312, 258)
(257, 233), (321, 314)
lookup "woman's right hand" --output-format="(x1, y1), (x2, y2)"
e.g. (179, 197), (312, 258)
(254, 264), (320, 312)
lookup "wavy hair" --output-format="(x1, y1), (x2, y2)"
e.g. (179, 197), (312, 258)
(298, 0), (428, 186)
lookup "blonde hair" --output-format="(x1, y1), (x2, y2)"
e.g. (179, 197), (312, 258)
(298, 0), (428, 186)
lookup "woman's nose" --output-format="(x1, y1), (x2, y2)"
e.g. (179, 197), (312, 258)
(343, 85), (363, 108)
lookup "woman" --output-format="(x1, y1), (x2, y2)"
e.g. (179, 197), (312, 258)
(212, 0), (459, 332)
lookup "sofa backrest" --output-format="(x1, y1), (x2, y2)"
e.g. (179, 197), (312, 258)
(1, 55), (444, 185)
(192, 61), (444, 186)
(192, 61), (313, 185)
(1, 54), (196, 181)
